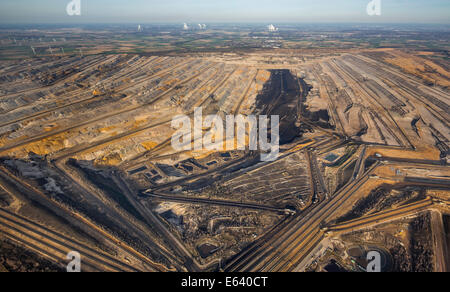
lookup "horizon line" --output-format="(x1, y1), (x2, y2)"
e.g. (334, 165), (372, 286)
(0, 22), (449, 26)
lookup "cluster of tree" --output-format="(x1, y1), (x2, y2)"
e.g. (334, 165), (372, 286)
(409, 214), (434, 272)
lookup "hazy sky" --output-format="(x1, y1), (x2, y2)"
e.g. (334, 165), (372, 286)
(0, 0), (449, 24)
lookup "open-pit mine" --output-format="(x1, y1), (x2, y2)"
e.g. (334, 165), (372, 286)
(0, 27), (449, 272)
